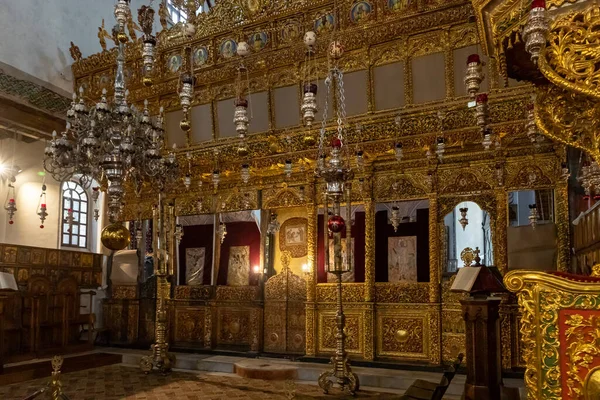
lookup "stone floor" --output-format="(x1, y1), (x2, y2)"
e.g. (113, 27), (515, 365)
(0, 364), (399, 400)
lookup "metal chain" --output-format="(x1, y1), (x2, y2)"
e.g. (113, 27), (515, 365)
(317, 71), (332, 165)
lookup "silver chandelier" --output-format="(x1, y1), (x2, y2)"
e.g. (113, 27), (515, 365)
(44, 1), (177, 223)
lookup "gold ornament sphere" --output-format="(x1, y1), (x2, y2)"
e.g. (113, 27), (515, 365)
(142, 76), (154, 87)
(117, 32), (128, 44)
(101, 223), (131, 251)
(395, 329), (409, 343)
(237, 146), (249, 157)
(303, 134), (316, 147)
(180, 119), (191, 132)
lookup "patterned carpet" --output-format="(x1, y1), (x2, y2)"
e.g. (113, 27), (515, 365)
(0, 364), (400, 400)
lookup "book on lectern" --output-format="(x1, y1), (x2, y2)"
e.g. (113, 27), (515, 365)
(451, 266), (505, 294)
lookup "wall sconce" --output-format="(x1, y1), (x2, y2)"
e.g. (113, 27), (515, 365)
(253, 265), (261, 274)
(394, 142), (403, 162)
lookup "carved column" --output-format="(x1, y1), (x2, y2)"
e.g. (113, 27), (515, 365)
(461, 296), (503, 400)
(305, 201), (318, 356)
(555, 179), (570, 272)
(428, 194), (440, 303)
(444, 29), (455, 100)
(494, 189), (508, 275)
(364, 199), (375, 302)
(364, 195), (375, 361)
(488, 56), (499, 90)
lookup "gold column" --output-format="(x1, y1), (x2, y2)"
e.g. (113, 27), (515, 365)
(494, 189), (508, 275)
(444, 29), (454, 100)
(428, 194), (440, 303)
(364, 199), (375, 302)
(488, 56), (499, 90)
(305, 201), (317, 356)
(555, 179), (570, 272)
(404, 57), (413, 106)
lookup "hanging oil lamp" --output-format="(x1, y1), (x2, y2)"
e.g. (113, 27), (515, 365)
(284, 159), (293, 178)
(174, 223), (184, 243)
(4, 178), (17, 225)
(234, 97), (249, 139)
(436, 137), (445, 161)
(390, 205), (401, 232)
(475, 93), (488, 131)
(355, 150), (364, 170)
(37, 183), (48, 229)
(241, 164), (250, 184)
(65, 207), (74, 233)
(92, 186), (100, 221)
(482, 127), (493, 150)
(523, 0), (549, 65)
(395, 142), (403, 162)
(464, 53), (484, 97)
(218, 223), (227, 244)
(138, 5), (156, 86)
(212, 169), (220, 190)
(459, 206), (469, 230)
(529, 204), (539, 229)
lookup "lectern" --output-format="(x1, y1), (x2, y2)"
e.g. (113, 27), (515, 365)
(451, 248), (506, 400)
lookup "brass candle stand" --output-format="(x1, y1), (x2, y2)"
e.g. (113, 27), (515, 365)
(316, 136), (359, 394)
(140, 193), (180, 374)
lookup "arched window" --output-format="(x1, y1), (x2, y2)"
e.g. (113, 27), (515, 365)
(61, 181), (89, 248)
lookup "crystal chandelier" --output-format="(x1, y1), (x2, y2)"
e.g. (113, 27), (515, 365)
(44, 1), (175, 224)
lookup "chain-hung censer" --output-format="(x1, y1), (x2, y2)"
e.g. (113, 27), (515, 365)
(43, 0), (175, 251)
(313, 25), (359, 394)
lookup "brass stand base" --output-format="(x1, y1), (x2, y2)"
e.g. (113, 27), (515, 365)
(139, 344), (176, 375)
(317, 356), (360, 395)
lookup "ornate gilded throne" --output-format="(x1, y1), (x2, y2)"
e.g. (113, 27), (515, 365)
(505, 270), (600, 399)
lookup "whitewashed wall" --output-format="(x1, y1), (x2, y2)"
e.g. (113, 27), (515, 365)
(0, 138), (104, 253)
(0, 0), (149, 94)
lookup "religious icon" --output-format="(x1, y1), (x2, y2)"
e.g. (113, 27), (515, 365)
(350, 2), (372, 24)
(227, 246), (250, 286)
(220, 39), (237, 58)
(250, 32), (267, 51)
(280, 21), (301, 44)
(387, 236), (417, 282)
(279, 218), (308, 258)
(388, 0), (412, 11)
(326, 238), (355, 283)
(315, 14), (334, 34)
(186, 247), (206, 285)
(193, 46), (209, 66)
(168, 54), (182, 73)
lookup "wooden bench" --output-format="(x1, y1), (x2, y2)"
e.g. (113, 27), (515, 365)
(400, 353), (464, 400)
